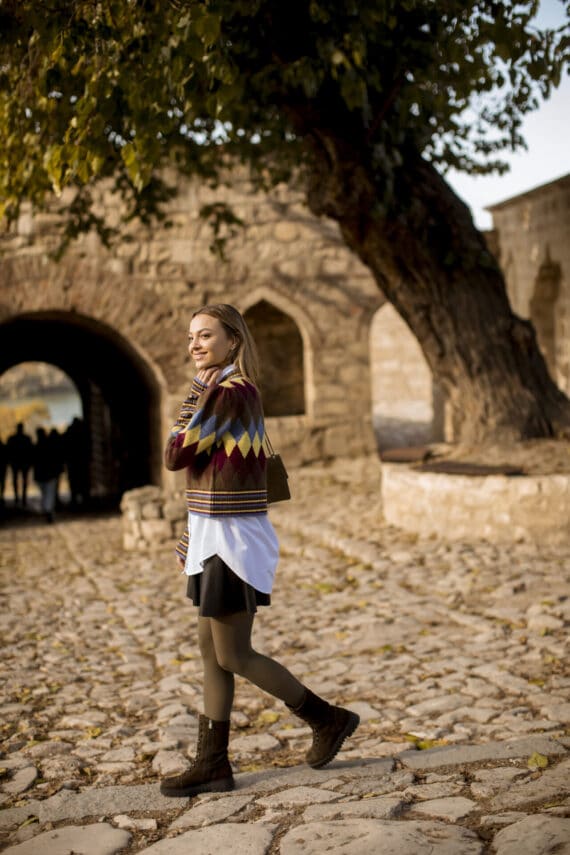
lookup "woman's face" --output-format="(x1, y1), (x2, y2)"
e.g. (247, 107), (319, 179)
(188, 314), (236, 370)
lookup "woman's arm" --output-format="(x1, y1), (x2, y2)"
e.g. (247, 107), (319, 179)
(170, 377), (209, 431)
(164, 380), (244, 472)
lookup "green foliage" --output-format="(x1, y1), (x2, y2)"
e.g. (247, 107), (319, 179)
(0, 0), (568, 243)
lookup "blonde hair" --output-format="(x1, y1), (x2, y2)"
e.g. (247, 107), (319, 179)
(191, 304), (260, 386)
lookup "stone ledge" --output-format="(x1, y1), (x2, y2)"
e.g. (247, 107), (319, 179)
(381, 463), (570, 543)
(120, 486), (186, 551)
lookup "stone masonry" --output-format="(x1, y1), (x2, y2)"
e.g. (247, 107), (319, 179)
(0, 171), (383, 497)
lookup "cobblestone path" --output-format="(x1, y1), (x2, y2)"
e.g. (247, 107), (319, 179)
(1, 457), (569, 853)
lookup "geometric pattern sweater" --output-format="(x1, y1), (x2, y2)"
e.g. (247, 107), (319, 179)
(164, 369), (268, 562)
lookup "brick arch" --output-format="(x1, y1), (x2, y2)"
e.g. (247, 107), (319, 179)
(0, 254), (183, 389)
(0, 309), (165, 499)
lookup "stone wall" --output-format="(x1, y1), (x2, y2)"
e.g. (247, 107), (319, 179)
(120, 486), (186, 553)
(0, 171), (383, 493)
(489, 174), (570, 396)
(2, 170), (568, 502)
(382, 464), (570, 544)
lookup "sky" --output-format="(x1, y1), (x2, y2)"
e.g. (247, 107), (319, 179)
(445, 0), (569, 230)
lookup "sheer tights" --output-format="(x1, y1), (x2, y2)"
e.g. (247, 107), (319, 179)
(198, 611), (305, 721)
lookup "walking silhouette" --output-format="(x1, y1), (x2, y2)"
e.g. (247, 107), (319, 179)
(6, 422), (33, 507)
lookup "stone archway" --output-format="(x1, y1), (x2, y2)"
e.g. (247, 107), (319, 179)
(369, 302), (441, 449)
(0, 311), (164, 504)
(243, 300), (305, 417)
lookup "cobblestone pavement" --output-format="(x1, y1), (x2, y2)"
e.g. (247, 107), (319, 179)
(1, 457), (569, 854)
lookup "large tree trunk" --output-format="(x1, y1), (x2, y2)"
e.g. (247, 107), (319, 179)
(304, 133), (570, 443)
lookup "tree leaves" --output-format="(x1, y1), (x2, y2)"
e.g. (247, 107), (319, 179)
(0, 0), (567, 245)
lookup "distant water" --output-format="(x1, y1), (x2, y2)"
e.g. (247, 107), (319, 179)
(1, 390), (82, 428)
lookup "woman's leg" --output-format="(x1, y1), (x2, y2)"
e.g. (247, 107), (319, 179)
(210, 610), (359, 770)
(198, 615), (235, 721)
(160, 616), (235, 798)
(209, 611), (305, 708)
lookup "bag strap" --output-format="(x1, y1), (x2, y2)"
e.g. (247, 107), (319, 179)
(264, 431), (276, 456)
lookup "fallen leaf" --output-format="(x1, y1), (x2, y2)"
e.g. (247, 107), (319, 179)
(527, 752), (548, 769)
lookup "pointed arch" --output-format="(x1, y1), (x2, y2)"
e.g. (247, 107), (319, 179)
(530, 249), (562, 375)
(243, 300), (306, 416)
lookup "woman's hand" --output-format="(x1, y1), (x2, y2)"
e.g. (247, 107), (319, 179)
(196, 367), (222, 386)
(176, 555), (185, 571)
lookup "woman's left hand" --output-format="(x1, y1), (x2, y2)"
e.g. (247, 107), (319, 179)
(196, 367), (222, 387)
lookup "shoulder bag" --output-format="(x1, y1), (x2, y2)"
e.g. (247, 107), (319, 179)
(264, 433), (291, 504)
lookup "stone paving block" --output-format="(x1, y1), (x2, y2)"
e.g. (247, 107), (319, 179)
(231, 733), (281, 754)
(234, 758), (394, 794)
(169, 794), (253, 830)
(114, 814), (158, 830)
(408, 796), (478, 821)
(257, 785), (341, 809)
(2, 768), (38, 795)
(541, 702), (570, 722)
(399, 737), (566, 770)
(2, 823), (131, 855)
(279, 819), (484, 854)
(0, 801), (41, 830)
(493, 814), (570, 854)
(406, 695), (466, 716)
(479, 811), (531, 828)
(137, 822), (274, 854)
(303, 794), (406, 821)
(344, 701), (381, 720)
(470, 766), (530, 799)
(404, 781), (464, 800)
(490, 757), (570, 811)
(36, 783), (187, 823)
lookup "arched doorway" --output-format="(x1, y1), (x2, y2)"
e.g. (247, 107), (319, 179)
(244, 300), (305, 417)
(0, 311), (163, 506)
(530, 253), (561, 376)
(369, 302), (441, 450)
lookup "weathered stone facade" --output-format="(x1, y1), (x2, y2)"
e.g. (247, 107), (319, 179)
(488, 173), (570, 397)
(1, 171), (568, 506)
(0, 172), (382, 497)
(382, 463), (570, 545)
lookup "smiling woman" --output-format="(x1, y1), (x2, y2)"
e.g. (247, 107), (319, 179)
(160, 302), (360, 798)
(188, 315), (238, 374)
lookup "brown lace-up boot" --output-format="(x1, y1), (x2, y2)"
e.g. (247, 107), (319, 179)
(289, 688), (360, 769)
(160, 714), (234, 797)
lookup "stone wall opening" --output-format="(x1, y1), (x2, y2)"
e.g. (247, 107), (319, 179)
(244, 300), (305, 417)
(0, 311), (163, 505)
(530, 253), (561, 376)
(369, 302), (442, 450)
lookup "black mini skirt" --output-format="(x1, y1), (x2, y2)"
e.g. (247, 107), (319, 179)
(186, 554), (271, 617)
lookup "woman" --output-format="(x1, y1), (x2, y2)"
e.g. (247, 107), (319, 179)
(33, 427), (59, 523)
(161, 304), (359, 797)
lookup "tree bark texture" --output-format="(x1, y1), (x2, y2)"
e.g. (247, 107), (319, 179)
(304, 133), (570, 443)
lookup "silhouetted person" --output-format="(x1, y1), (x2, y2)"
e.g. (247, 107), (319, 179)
(33, 427), (60, 523)
(6, 423), (33, 507)
(0, 438), (7, 506)
(64, 417), (90, 507)
(49, 427), (66, 508)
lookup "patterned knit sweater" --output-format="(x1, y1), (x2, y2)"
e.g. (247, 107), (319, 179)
(165, 370), (268, 561)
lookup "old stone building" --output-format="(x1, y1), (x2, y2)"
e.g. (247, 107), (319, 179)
(1, 172), (568, 505)
(487, 173), (570, 398)
(0, 173), (384, 500)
